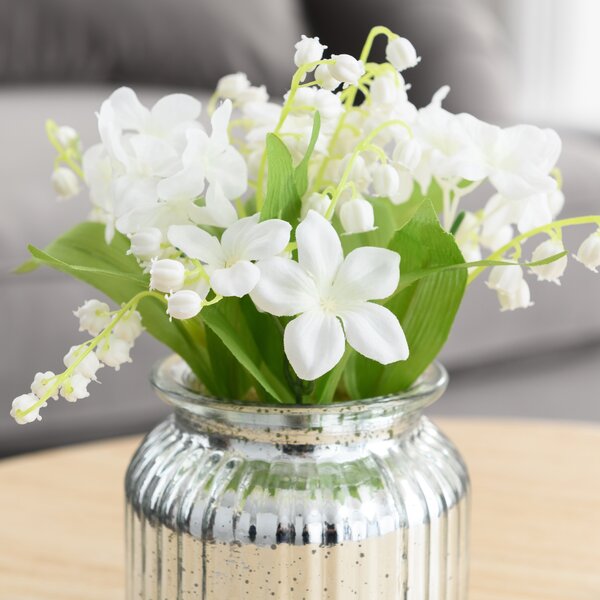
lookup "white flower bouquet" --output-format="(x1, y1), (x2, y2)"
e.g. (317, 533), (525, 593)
(12, 26), (600, 423)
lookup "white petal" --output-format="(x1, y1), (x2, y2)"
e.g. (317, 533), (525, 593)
(296, 210), (343, 290)
(109, 87), (149, 131)
(151, 94), (202, 131)
(210, 261), (260, 297)
(190, 183), (238, 227)
(222, 215), (291, 261)
(167, 225), (224, 265)
(333, 247), (400, 303)
(250, 257), (319, 316)
(339, 303), (409, 364)
(157, 166), (206, 201)
(129, 135), (179, 177)
(210, 99), (233, 149)
(284, 311), (346, 380)
(205, 145), (248, 199)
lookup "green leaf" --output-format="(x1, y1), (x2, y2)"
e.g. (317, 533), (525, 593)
(294, 111), (321, 197)
(260, 133), (301, 224)
(25, 221), (216, 391)
(201, 298), (295, 404)
(348, 200), (467, 397)
(13, 258), (39, 274)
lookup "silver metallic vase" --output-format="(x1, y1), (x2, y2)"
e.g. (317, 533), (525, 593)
(125, 355), (470, 599)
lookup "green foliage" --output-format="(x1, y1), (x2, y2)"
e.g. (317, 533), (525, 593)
(260, 112), (321, 225)
(345, 200), (467, 398)
(294, 112), (321, 198)
(24, 222), (216, 390)
(260, 133), (301, 223)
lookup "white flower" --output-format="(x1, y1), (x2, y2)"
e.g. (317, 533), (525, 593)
(372, 164), (400, 197)
(250, 211), (408, 380)
(51, 167), (80, 199)
(393, 139), (422, 172)
(301, 193), (331, 218)
(315, 64), (339, 91)
(31, 371), (58, 401)
(112, 310), (144, 343)
(487, 265), (534, 311)
(150, 259), (186, 293)
(574, 230), (600, 272)
(370, 72), (408, 105)
(74, 299), (112, 336)
(216, 73), (251, 100)
(56, 126), (79, 147)
(236, 85), (269, 105)
(11, 394), (43, 424)
(294, 36), (327, 68)
(166, 290), (203, 320)
(529, 239), (567, 284)
(386, 37), (420, 71)
(60, 374), (91, 403)
(96, 335), (133, 370)
(390, 172), (414, 205)
(128, 228), (162, 260)
(328, 54), (365, 86)
(64, 346), (103, 380)
(498, 280), (533, 312)
(455, 212), (483, 263)
(168, 215), (291, 297)
(487, 265), (525, 295)
(156, 99), (246, 209)
(340, 198), (375, 234)
(99, 87), (201, 143)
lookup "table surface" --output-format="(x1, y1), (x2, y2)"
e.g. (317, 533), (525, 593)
(1, 418), (599, 600)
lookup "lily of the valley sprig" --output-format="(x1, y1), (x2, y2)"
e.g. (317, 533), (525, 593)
(13, 26), (600, 423)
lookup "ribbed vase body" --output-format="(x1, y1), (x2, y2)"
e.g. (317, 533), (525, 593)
(125, 356), (470, 599)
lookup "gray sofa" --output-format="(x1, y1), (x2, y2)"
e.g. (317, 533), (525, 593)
(2, 0), (600, 456)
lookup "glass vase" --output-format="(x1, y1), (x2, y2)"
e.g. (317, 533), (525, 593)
(125, 355), (470, 599)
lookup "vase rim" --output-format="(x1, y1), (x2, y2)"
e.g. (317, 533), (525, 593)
(151, 354), (448, 414)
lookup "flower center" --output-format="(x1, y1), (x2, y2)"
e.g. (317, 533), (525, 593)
(320, 296), (338, 314)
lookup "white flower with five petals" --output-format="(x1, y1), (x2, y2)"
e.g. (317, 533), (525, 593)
(168, 215), (291, 298)
(250, 211), (409, 380)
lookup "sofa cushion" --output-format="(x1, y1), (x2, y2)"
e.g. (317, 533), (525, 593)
(0, 0), (306, 95)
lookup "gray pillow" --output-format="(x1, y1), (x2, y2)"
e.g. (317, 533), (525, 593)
(0, 0), (307, 94)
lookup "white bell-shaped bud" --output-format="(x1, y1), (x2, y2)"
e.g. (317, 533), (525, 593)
(96, 336), (133, 371)
(128, 228), (162, 260)
(166, 290), (203, 320)
(497, 279), (534, 312)
(51, 167), (80, 199)
(372, 164), (400, 198)
(60, 373), (91, 403)
(340, 198), (375, 234)
(74, 299), (112, 336)
(529, 239), (567, 284)
(315, 64), (339, 91)
(574, 230), (600, 272)
(393, 139), (422, 172)
(386, 37), (421, 71)
(294, 35), (327, 68)
(31, 371), (59, 401)
(11, 394), (43, 424)
(328, 54), (365, 86)
(150, 259), (185, 293)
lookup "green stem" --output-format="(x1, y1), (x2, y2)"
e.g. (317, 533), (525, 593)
(325, 119), (411, 219)
(467, 216), (600, 285)
(255, 59), (335, 209)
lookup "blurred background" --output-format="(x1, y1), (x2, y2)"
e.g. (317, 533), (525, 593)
(1, 0), (600, 456)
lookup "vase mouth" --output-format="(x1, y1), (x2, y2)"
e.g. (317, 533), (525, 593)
(151, 355), (448, 445)
(152, 354), (448, 412)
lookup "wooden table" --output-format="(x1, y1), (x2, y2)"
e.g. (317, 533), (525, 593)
(1, 419), (599, 600)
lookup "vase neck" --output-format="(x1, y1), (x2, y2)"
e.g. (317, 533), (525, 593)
(152, 356), (448, 446)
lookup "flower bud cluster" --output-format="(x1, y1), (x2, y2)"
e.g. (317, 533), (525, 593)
(11, 300), (144, 424)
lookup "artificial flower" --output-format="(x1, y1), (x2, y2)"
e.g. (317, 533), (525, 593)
(529, 239), (567, 284)
(51, 167), (80, 199)
(150, 259), (186, 293)
(168, 215), (291, 298)
(251, 211), (408, 380)
(74, 300), (112, 337)
(574, 230), (600, 272)
(166, 290), (204, 320)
